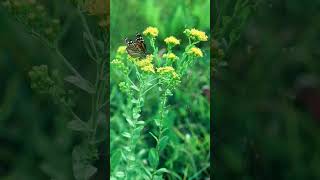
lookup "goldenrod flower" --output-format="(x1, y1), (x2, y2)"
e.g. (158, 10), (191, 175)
(117, 46), (127, 55)
(188, 47), (203, 57)
(127, 55), (138, 63)
(111, 59), (128, 73)
(172, 71), (179, 79)
(141, 65), (155, 73)
(157, 66), (180, 79)
(163, 53), (179, 61)
(184, 28), (208, 41)
(143, 26), (159, 38)
(135, 55), (155, 73)
(157, 66), (175, 74)
(111, 59), (123, 65)
(164, 36), (180, 46)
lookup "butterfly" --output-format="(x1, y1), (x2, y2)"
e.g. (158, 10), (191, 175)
(125, 33), (147, 58)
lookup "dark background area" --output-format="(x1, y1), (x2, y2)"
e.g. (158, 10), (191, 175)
(0, 0), (107, 179)
(213, 0), (320, 179)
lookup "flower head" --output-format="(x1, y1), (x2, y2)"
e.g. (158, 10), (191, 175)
(164, 36), (180, 46)
(187, 47), (203, 57)
(143, 26), (159, 38)
(117, 46), (127, 55)
(111, 59), (128, 73)
(157, 66), (174, 74)
(135, 55), (155, 73)
(157, 66), (180, 79)
(184, 28), (208, 42)
(111, 59), (124, 65)
(163, 53), (179, 61)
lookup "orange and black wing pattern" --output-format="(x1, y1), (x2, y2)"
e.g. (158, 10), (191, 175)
(125, 33), (147, 58)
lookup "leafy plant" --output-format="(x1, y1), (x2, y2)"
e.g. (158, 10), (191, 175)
(111, 26), (208, 179)
(2, 0), (108, 179)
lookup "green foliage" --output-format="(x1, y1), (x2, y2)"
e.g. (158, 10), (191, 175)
(1, 0), (108, 179)
(214, 0), (320, 179)
(110, 0), (210, 178)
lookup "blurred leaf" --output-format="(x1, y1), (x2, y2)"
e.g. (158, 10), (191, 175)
(148, 148), (159, 169)
(64, 75), (95, 94)
(158, 136), (169, 152)
(111, 150), (122, 171)
(155, 168), (170, 175)
(72, 145), (97, 180)
(67, 119), (91, 132)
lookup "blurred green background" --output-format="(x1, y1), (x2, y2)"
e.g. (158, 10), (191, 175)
(0, 0), (107, 179)
(213, 0), (320, 179)
(110, 0), (210, 179)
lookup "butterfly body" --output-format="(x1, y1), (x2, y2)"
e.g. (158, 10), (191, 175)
(125, 33), (147, 58)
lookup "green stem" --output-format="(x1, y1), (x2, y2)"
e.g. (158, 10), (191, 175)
(142, 82), (160, 95)
(78, 8), (99, 61)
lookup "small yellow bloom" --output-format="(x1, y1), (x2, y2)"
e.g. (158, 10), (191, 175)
(163, 53), (179, 61)
(157, 66), (180, 79)
(164, 36), (180, 46)
(127, 55), (138, 63)
(111, 59), (123, 65)
(184, 28), (208, 41)
(143, 26), (159, 38)
(172, 71), (179, 79)
(157, 66), (175, 74)
(141, 65), (155, 73)
(188, 47), (203, 57)
(135, 55), (155, 73)
(117, 46), (127, 54)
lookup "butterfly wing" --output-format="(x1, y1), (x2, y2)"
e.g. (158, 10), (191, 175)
(125, 38), (142, 58)
(125, 34), (147, 58)
(135, 33), (147, 54)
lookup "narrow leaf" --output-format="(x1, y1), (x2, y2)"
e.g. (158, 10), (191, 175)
(158, 136), (169, 152)
(65, 75), (95, 94)
(67, 119), (91, 132)
(111, 150), (121, 171)
(148, 148), (159, 169)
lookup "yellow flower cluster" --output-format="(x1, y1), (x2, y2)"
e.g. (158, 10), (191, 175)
(184, 28), (208, 41)
(188, 47), (203, 57)
(164, 36), (180, 46)
(157, 66), (179, 79)
(111, 58), (128, 73)
(135, 55), (155, 73)
(111, 59), (124, 65)
(143, 26), (159, 38)
(163, 53), (179, 61)
(117, 46), (127, 55)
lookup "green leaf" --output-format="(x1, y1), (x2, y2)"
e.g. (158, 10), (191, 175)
(155, 168), (170, 175)
(130, 85), (140, 91)
(111, 150), (121, 171)
(153, 175), (163, 180)
(67, 119), (91, 132)
(121, 132), (131, 138)
(148, 148), (159, 169)
(133, 112), (141, 119)
(136, 121), (145, 125)
(64, 75), (95, 94)
(72, 145), (97, 180)
(124, 116), (134, 127)
(131, 98), (139, 104)
(149, 132), (159, 142)
(131, 126), (144, 143)
(115, 171), (125, 178)
(155, 118), (160, 126)
(83, 33), (95, 61)
(158, 136), (169, 152)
